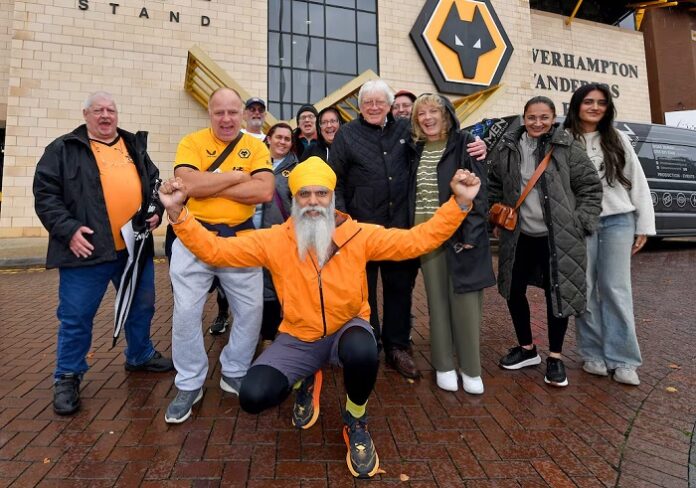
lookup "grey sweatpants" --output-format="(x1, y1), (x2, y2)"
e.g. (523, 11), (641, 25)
(170, 238), (263, 391)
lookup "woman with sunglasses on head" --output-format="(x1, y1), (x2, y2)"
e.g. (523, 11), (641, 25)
(251, 122), (299, 350)
(301, 107), (345, 162)
(564, 84), (655, 386)
(409, 93), (493, 394)
(489, 96), (602, 388)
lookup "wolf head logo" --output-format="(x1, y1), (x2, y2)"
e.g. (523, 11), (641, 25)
(437, 3), (496, 79)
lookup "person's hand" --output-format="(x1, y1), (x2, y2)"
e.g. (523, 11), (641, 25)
(466, 136), (487, 161)
(449, 169), (481, 208)
(632, 234), (647, 255)
(69, 226), (94, 258)
(158, 177), (188, 223)
(146, 214), (160, 231)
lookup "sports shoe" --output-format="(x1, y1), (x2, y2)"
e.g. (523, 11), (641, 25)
(613, 367), (640, 386)
(342, 412), (380, 478)
(164, 388), (203, 424)
(583, 360), (608, 377)
(436, 370), (458, 392)
(220, 374), (243, 395)
(125, 351), (174, 372)
(385, 348), (419, 379)
(53, 374), (81, 416)
(544, 357), (569, 387)
(499, 345), (542, 370)
(292, 370), (323, 429)
(208, 313), (229, 335)
(460, 372), (484, 395)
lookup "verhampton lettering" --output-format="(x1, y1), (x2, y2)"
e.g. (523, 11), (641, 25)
(532, 49), (639, 78)
(77, 1), (211, 27)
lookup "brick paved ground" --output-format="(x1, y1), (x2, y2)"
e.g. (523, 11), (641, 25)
(1, 241), (695, 487)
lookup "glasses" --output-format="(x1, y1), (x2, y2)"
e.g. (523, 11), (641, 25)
(246, 106), (265, 113)
(361, 99), (388, 108)
(320, 118), (339, 127)
(299, 114), (316, 122)
(392, 103), (413, 111)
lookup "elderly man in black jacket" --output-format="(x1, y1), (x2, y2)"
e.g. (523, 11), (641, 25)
(329, 80), (420, 378)
(33, 91), (173, 416)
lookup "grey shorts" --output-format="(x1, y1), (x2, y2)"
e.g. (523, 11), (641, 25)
(252, 317), (375, 385)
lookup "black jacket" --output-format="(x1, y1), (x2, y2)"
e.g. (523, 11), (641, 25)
(329, 114), (412, 228)
(409, 96), (496, 293)
(33, 125), (162, 269)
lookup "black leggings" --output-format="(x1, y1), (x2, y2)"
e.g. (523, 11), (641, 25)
(239, 326), (379, 414)
(507, 233), (569, 354)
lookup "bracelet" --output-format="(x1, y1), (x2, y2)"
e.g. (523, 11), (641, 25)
(167, 206), (189, 225)
(458, 201), (473, 212)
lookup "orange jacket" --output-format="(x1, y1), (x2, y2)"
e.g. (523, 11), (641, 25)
(173, 197), (469, 342)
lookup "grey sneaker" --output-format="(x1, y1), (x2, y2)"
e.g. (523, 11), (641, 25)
(220, 374), (243, 395)
(582, 360), (608, 377)
(164, 388), (203, 424)
(613, 367), (640, 386)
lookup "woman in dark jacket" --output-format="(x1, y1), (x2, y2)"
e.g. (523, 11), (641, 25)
(488, 96), (602, 388)
(409, 93), (495, 394)
(300, 106), (345, 162)
(256, 122), (299, 348)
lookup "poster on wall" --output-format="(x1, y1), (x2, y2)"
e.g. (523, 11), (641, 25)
(665, 110), (696, 131)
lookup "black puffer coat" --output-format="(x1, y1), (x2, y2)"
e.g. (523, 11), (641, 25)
(33, 125), (162, 269)
(488, 124), (602, 317)
(408, 96), (495, 293)
(329, 114), (412, 228)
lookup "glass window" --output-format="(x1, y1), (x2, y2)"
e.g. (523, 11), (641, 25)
(357, 44), (377, 73)
(292, 35), (309, 69)
(310, 71), (325, 101)
(326, 6), (356, 42)
(326, 40), (356, 74)
(356, 0), (376, 12)
(327, 0), (355, 8)
(269, 33), (291, 67)
(292, 1), (308, 35)
(308, 3), (324, 37)
(293, 70), (310, 104)
(327, 73), (354, 93)
(357, 12), (376, 44)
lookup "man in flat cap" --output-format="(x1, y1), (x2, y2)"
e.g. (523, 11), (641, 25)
(158, 156), (481, 479)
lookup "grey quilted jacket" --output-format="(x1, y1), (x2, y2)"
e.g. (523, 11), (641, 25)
(488, 125), (602, 318)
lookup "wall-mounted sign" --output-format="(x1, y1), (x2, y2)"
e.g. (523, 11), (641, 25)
(410, 0), (513, 95)
(77, 1), (212, 27)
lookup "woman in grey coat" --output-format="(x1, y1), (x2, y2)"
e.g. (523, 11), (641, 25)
(488, 96), (602, 387)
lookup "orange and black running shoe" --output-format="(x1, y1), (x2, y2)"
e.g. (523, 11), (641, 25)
(291, 370), (322, 429)
(342, 411), (380, 478)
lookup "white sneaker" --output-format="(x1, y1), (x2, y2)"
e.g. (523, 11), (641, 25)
(436, 370), (458, 392)
(582, 360), (608, 377)
(460, 373), (484, 395)
(613, 367), (640, 386)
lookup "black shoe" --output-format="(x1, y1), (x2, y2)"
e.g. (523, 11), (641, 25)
(544, 357), (569, 387)
(125, 351), (174, 372)
(292, 370), (322, 429)
(208, 313), (229, 335)
(499, 345), (542, 370)
(53, 374), (80, 415)
(342, 412), (380, 478)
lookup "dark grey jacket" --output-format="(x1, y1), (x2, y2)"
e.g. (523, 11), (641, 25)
(488, 125), (602, 317)
(260, 153), (298, 300)
(409, 96), (495, 293)
(33, 125), (162, 269)
(329, 114), (412, 228)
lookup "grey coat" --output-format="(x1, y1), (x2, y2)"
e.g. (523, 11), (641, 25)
(488, 125), (602, 318)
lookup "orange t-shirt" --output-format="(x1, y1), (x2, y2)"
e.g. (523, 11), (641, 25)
(91, 137), (142, 251)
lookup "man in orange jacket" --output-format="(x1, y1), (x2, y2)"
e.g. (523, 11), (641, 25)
(158, 157), (480, 479)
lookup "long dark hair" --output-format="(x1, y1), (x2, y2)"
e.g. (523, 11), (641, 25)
(265, 122), (295, 157)
(564, 83), (631, 189)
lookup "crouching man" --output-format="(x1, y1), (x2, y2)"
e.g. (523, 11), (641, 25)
(158, 157), (480, 478)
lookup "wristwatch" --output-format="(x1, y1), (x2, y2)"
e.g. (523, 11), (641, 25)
(458, 201), (472, 212)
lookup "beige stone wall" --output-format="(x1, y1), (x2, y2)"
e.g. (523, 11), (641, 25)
(0, 0), (13, 122)
(1, 0), (267, 236)
(530, 10), (650, 122)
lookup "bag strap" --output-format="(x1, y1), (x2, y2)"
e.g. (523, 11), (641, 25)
(513, 148), (554, 210)
(207, 132), (244, 173)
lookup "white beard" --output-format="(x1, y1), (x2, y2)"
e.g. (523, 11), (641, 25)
(292, 196), (336, 268)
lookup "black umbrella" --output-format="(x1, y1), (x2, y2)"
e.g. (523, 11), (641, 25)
(112, 179), (161, 348)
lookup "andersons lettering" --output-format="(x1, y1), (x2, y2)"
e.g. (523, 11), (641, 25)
(532, 48), (640, 99)
(77, 1), (212, 27)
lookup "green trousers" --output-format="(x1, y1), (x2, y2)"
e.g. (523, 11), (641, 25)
(420, 246), (483, 376)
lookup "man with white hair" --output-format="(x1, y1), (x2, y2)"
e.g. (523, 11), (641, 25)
(33, 91), (173, 416)
(157, 156), (482, 478)
(166, 87), (274, 424)
(241, 97), (267, 140)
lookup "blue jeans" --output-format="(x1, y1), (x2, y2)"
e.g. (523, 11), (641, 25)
(575, 213), (642, 369)
(55, 251), (156, 379)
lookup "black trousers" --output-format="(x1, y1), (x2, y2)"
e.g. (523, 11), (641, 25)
(239, 327), (379, 414)
(366, 259), (419, 351)
(507, 233), (569, 354)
